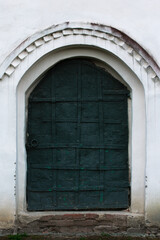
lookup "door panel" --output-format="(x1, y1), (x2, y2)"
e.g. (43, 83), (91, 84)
(27, 59), (130, 211)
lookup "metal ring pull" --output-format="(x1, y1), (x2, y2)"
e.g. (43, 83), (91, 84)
(31, 139), (38, 148)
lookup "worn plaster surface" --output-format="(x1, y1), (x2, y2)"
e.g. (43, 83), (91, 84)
(0, 0), (160, 234)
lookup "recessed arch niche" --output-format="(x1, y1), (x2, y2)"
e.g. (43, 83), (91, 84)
(16, 45), (145, 219)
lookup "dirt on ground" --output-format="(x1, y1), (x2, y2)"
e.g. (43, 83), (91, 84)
(0, 234), (160, 240)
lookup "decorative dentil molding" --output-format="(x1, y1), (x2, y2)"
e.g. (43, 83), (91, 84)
(0, 22), (159, 82)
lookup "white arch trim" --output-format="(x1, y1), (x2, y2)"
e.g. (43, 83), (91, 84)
(0, 22), (159, 85)
(0, 21), (152, 225)
(2, 21), (160, 228)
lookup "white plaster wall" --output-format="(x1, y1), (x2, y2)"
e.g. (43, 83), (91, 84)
(0, 0), (160, 66)
(0, 0), (160, 230)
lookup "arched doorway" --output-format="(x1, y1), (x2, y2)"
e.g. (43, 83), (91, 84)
(26, 58), (130, 211)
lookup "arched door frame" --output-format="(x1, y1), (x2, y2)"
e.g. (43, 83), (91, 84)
(4, 22), (160, 225)
(17, 46), (145, 219)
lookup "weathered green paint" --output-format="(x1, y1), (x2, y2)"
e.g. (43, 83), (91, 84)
(26, 59), (130, 211)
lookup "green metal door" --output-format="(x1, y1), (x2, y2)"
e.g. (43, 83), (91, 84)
(26, 59), (130, 211)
